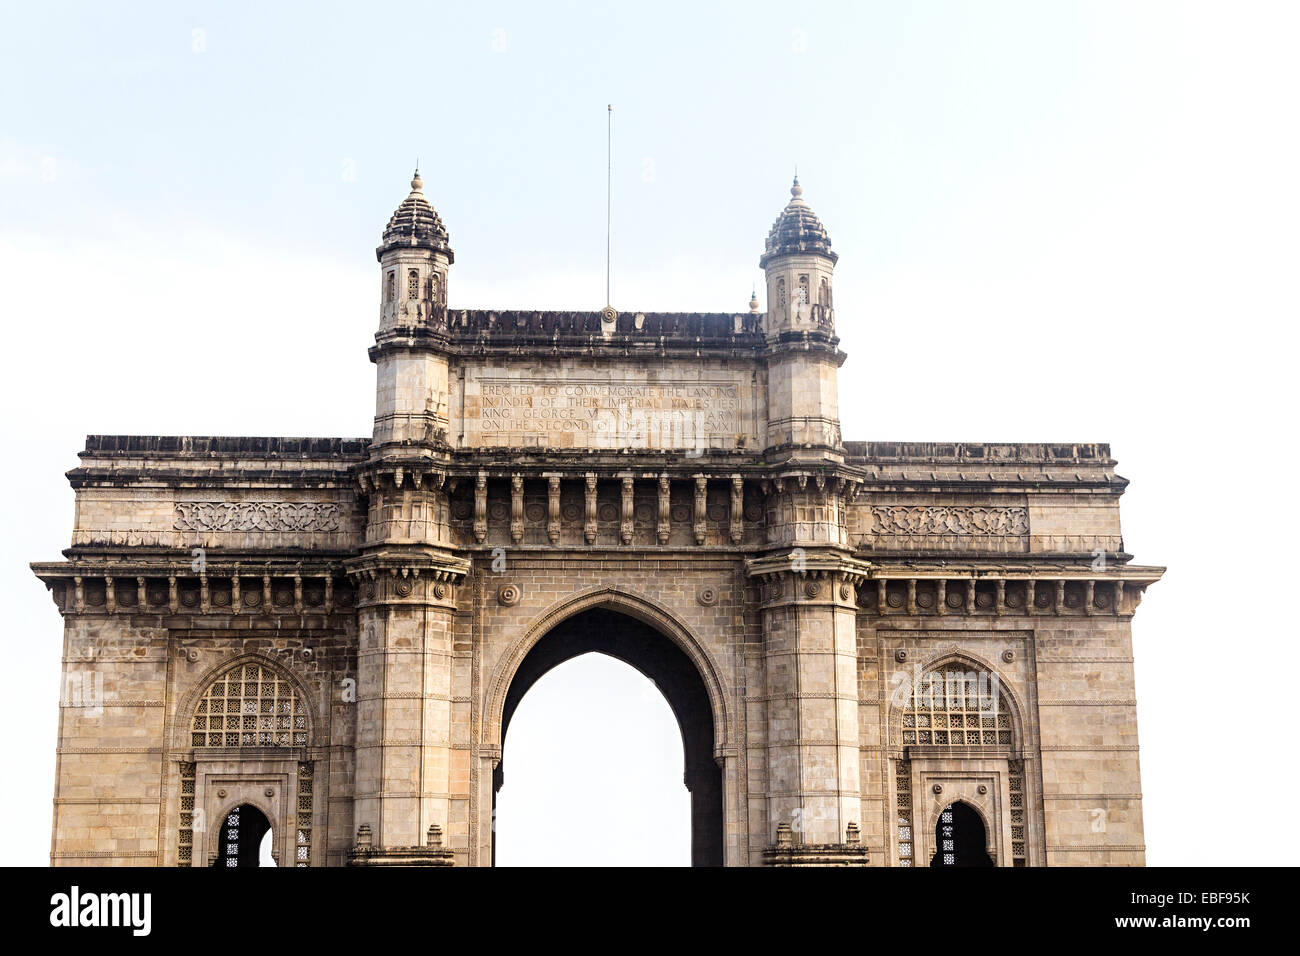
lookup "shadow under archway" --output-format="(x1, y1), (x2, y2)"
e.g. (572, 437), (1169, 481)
(931, 801), (994, 867)
(212, 803), (272, 868)
(495, 607), (723, 867)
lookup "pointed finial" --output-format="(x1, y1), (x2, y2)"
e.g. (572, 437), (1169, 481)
(790, 172), (803, 201)
(411, 166), (423, 193)
(749, 288), (760, 313)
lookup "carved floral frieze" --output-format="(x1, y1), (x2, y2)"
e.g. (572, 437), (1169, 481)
(869, 506), (1028, 538)
(175, 502), (343, 533)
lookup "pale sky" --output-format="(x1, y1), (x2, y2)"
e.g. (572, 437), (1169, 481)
(1, 1), (1296, 866)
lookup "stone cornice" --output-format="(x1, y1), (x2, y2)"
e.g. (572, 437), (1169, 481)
(745, 548), (873, 584)
(343, 547), (471, 584)
(861, 563), (1165, 584)
(31, 559), (359, 618)
(63, 436), (1127, 493)
(32, 555), (354, 579)
(845, 441), (1115, 465)
(78, 435), (370, 458)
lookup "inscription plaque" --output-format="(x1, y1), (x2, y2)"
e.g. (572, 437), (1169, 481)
(462, 374), (756, 450)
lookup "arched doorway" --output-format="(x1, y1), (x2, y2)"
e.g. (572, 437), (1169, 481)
(931, 802), (994, 867)
(494, 607), (723, 866)
(213, 804), (273, 868)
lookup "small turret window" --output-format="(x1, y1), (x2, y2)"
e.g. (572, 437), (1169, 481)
(408, 269), (419, 299)
(776, 278), (787, 308)
(386, 271), (395, 303)
(430, 272), (440, 304)
(819, 278), (830, 307)
(797, 275), (810, 305)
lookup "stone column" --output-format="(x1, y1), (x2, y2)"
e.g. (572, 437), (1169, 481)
(348, 464), (469, 865)
(748, 547), (870, 864)
(351, 566), (465, 862)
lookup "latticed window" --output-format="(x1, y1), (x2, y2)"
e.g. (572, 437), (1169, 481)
(296, 762), (314, 867)
(937, 806), (956, 865)
(1009, 760), (1027, 866)
(224, 806), (243, 867)
(408, 269), (419, 299)
(901, 665), (1012, 747)
(176, 762), (196, 867)
(894, 760), (913, 866)
(191, 663), (307, 748)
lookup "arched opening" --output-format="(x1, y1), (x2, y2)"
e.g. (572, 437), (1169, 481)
(495, 654), (689, 865)
(212, 804), (273, 868)
(931, 802), (993, 868)
(493, 607), (723, 867)
(176, 660), (317, 868)
(893, 659), (1029, 866)
(258, 829), (276, 866)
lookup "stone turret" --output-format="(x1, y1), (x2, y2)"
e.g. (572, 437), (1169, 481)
(370, 170), (453, 450)
(376, 169), (452, 331)
(761, 176), (837, 334)
(759, 177), (844, 455)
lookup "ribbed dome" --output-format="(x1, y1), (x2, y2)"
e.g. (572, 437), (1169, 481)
(378, 170), (453, 260)
(759, 177), (836, 267)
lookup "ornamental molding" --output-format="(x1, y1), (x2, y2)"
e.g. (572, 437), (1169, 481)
(876, 629), (1032, 640)
(175, 501), (343, 533)
(869, 505), (1028, 538)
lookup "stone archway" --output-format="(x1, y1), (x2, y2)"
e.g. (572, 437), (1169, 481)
(492, 606), (724, 867)
(930, 801), (994, 868)
(212, 803), (273, 868)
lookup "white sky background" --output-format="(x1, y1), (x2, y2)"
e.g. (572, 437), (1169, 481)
(1, 1), (1296, 865)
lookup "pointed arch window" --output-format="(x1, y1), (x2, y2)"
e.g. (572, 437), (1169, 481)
(408, 269), (419, 299)
(901, 665), (1011, 747)
(190, 662), (307, 748)
(894, 663), (1029, 866)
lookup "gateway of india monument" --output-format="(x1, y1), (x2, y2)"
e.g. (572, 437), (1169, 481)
(33, 169), (1163, 867)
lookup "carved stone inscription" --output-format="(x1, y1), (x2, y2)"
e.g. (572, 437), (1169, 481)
(468, 376), (748, 449)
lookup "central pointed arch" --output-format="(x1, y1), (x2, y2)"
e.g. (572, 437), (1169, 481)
(483, 587), (732, 866)
(483, 587), (731, 755)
